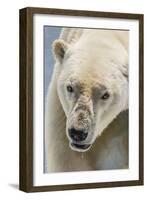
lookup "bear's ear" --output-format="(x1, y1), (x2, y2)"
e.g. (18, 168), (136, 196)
(52, 39), (68, 63)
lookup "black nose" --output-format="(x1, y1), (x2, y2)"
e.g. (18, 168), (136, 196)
(68, 128), (88, 142)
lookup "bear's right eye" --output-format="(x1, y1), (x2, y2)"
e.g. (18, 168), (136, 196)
(101, 92), (110, 100)
(67, 85), (74, 93)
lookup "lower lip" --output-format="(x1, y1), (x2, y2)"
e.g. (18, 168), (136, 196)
(71, 143), (91, 150)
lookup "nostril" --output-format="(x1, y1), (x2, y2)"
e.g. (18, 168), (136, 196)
(68, 128), (88, 141)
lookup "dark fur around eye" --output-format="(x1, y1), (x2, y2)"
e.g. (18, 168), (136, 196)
(67, 85), (74, 93)
(101, 92), (110, 100)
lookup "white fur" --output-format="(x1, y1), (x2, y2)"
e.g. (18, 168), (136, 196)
(45, 28), (129, 172)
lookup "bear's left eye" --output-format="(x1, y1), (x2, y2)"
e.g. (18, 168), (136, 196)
(101, 92), (110, 100)
(67, 85), (74, 93)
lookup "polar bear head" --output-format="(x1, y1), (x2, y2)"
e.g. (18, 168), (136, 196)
(52, 32), (128, 152)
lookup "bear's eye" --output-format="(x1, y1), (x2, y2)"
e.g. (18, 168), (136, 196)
(67, 85), (74, 93)
(101, 92), (110, 100)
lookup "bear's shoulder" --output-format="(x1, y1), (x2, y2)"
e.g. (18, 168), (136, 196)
(59, 28), (83, 44)
(59, 28), (128, 51)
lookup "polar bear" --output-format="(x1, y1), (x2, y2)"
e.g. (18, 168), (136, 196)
(45, 28), (129, 173)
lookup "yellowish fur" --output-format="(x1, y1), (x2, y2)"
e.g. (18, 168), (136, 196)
(45, 28), (128, 172)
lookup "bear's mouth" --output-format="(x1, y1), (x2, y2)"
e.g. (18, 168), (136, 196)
(70, 143), (91, 151)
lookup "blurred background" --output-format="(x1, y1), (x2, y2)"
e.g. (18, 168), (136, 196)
(44, 26), (61, 172)
(44, 26), (61, 96)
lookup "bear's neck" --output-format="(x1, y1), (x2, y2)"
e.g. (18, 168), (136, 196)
(45, 77), (67, 141)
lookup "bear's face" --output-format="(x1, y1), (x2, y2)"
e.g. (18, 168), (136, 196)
(53, 38), (128, 152)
